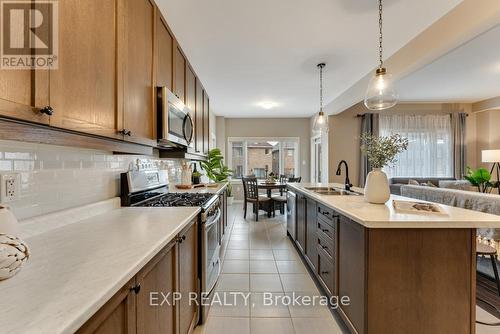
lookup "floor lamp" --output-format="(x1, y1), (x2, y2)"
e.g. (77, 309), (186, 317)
(482, 150), (500, 194)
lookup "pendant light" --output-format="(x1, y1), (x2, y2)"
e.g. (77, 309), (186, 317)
(313, 63), (328, 134)
(364, 0), (398, 110)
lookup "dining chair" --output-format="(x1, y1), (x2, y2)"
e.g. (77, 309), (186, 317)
(288, 177), (301, 183)
(242, 177), (271, 221)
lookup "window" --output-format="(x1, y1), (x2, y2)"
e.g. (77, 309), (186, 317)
(228, 138), (299, 179)
(379, 114), (453, 178)
(231, 141), (244, 178)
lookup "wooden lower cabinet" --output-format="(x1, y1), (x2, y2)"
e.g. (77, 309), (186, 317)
(78, 218), (199, 334)
(136, 239), (177, 334)
(178, 220), (199, 334)
(77, 278), (136, 334)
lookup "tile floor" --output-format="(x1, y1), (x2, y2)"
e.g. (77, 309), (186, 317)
(194, 203), (500, 334)
(194, 203), (347, 334)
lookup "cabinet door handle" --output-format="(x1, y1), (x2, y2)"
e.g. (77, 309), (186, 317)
(322, 229), (329, 233)
(130, 284), (141, 294)
(39, 105), (54, 116)
(322, 245), (329, 250)
(321, 271), (329, 275)
(119, 129), (132, 136)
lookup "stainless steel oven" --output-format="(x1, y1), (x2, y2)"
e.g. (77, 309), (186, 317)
(200, 198), (222, 323)
(157, 87), (194, 148)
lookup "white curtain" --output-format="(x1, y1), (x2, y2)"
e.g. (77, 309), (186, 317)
(379, 114), (453, 178)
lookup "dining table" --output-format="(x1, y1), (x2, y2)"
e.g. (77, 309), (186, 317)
(257, 181), (287, 197)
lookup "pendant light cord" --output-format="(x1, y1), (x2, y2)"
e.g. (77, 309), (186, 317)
(319, 64), (323, 113)
(378, 0), (384, 69)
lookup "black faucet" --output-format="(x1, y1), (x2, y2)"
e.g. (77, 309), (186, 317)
(336, 160), (353, 191)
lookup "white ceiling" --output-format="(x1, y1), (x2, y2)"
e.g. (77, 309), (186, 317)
(157, 0), (462, 117)
(397, 23), (500, 103)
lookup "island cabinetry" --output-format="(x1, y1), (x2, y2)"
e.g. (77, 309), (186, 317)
(305, 197), (318, 271)
(293, 190), (476, 334)
(295, 193), (307, 253)
(78, 218), (199, 334)
(337, 215), (366, 334)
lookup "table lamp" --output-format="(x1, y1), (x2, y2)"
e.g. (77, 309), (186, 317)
(482, 149), (500, 194)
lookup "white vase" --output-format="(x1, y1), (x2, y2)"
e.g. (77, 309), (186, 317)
(364, 168), (390, 204)
(0, 205), (19, 235)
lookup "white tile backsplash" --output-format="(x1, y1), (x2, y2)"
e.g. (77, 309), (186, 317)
(0, 139), (185, 220)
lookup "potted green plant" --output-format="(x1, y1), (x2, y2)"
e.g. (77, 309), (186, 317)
(464, 167), (498, 193)
(360, 133), (409, 204)
(200, 149), (233, 201)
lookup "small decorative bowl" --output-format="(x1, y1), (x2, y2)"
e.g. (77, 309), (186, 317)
(0, 234), (30, 280)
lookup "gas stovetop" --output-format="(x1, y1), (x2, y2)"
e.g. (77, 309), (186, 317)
(140, 192), (215, 208)
(120, 168), (218, 208)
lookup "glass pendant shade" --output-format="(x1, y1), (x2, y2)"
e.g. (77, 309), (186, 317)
(313, 111), (329, 134)
(364, 68), (398, 111)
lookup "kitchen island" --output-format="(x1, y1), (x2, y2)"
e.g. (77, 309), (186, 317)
(287, 183), (500, 334)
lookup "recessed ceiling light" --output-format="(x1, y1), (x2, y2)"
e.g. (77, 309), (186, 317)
(257, 101), (278, 110)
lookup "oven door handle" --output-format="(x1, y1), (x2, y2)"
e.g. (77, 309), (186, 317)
(205, 208), (221, 228)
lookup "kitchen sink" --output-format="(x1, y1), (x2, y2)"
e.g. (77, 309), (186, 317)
(304, 187), (361, 196)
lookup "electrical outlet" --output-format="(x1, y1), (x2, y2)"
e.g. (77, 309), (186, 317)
(0, 173), (20, 203)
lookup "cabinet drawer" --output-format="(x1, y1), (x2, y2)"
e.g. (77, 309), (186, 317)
(317, 218), (334, 241)
(317, 204), (338, 226)
(318, 233), (334, 260)
(317, 245), (335, 294)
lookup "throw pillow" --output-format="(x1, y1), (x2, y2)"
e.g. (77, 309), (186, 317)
(426, 181), (437, 187)
(408, 179), (419, 186)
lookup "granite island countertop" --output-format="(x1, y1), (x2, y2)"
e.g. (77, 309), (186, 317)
(288, 183), (500, 228)
(0, 206), (200, 334)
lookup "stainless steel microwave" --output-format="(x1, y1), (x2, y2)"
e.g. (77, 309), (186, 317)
(157, 87), (194, 148)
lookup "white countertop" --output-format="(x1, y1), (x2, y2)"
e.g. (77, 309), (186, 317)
(172, 182), (227, 194)
(289, 183), (500, 228)
(0, 206), (200, 334)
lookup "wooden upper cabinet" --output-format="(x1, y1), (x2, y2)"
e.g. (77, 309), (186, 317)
(178, 220), (198, 334)
(50, 0), (120, 139)
(121, 0), (155, 145)
(136, 240), (177, 334)
(185, 65), (196, 147)
(0, 4), (50, 125)
(0, 69), (50, 124)
(76, 278), (136, 334)
(195, 78), (204, 153)
(173, 43), (186, 102)
(156, 15), (174, 91)
(203, 92), (210, 154)
(185, 66), (196, 113)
